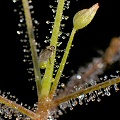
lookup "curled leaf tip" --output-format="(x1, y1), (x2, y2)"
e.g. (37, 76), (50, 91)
(73, 3), (99, 30)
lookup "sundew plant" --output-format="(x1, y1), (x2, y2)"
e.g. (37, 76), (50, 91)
(0, 0), (120, 120)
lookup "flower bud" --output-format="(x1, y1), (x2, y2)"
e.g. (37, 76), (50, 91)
(73, 3), (99, 30)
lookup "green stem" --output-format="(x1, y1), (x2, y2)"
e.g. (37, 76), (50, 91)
(22, 0), (42, 97)
(53, 77), (120, 106)
(50, 28), (77, 98)
(40, 0), (65, 98)
(0, 96), (39, 119)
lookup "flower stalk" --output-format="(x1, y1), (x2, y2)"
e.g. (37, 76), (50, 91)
(40, 0), (65, 98)
(0, 96), (39, 119)
(22, 0), (42, 98)
(50, 28), (76, 98)
(53, 77), (120, 106)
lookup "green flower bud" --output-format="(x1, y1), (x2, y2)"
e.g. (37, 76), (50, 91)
(73, 3), (99, 30)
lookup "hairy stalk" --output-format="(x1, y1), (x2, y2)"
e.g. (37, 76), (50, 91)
(53, 77), (120, 106)
(40, 0), (65, 98)
(0, 96), (39, 119)
(50, 28), (76, 98)
(22, 0), (42, 97)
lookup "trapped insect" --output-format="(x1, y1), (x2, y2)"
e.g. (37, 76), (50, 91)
(38, 45), (55, 69)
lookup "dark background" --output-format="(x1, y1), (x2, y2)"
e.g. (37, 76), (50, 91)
(1, 0), (120, 119)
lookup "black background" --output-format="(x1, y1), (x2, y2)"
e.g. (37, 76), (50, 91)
(1, 0), (120, 120)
